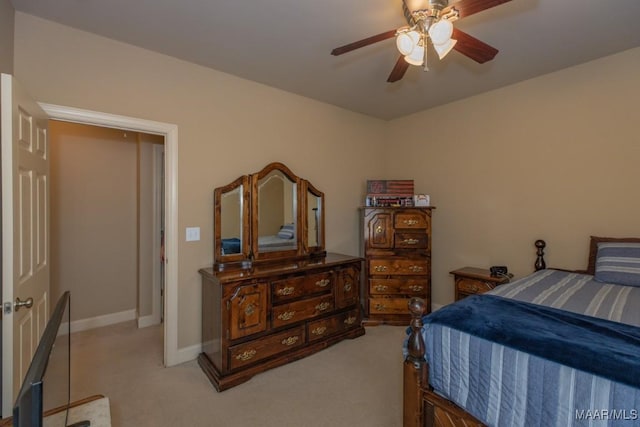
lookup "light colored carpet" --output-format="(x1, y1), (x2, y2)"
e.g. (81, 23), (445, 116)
(70, 321), (407, 427)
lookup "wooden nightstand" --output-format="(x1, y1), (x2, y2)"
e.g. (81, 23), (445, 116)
(450, 267), (510, 301)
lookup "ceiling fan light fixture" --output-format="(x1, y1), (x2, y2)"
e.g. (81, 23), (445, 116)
(404, 44), (425, 66)
(433, 38), (457, 59)
(396, 30), (421, 56)
(428, 19), (454, 45)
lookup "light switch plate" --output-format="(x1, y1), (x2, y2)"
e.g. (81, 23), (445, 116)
(186, 227), (200, 242)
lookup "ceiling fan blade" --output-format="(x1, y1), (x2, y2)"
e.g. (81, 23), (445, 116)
(387, 56), (410, 83)
(444, 0), (512, 19)
(452, 28), (498, 63)
(331, 30), (397, 56)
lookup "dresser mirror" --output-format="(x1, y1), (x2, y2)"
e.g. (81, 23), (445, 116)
(214, 176), (250, 263)
(251, 164), (299, 258)
(214, 162), (325, 270)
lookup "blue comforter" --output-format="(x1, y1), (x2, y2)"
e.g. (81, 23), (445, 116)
(419, 269), (640, 427)
(424, 294), (640, 389)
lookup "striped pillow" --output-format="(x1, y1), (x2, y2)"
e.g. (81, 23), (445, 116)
(277, 224), (295, 239)
(594, 242), (640, 287)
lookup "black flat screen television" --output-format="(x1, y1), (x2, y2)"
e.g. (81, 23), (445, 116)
(12, 291), (89, 427)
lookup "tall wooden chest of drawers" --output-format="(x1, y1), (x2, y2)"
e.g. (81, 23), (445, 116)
(361, 207), (433, 325)
(198, 253), (365, 391)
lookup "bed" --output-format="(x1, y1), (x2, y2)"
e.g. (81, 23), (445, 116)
(403, 237), (640, 427)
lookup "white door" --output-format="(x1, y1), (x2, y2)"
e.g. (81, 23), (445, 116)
(1, 74), (50, 417)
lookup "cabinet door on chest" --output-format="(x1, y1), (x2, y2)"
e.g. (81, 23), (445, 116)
(227, 283), (268, 340)
(335, 265), (360, 308)
(366, 212), (393, 249)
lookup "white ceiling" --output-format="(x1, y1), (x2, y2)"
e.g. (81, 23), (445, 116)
(10, 0), (640, 120)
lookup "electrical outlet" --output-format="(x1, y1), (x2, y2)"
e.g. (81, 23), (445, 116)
(186, 227), (200, 242)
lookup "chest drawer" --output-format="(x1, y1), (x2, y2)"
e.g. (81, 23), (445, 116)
(456, 277), (495, 295)
(271, 271), (333, 303)
(369, 278), (427, 295)
(394, 232), (428, 249)
(394, 212), (429, 229)
(307, 308), (360, 342)
(271, 294), (335, 328)
(229, 325), (305, 370)
(369, 259), (429, 276)
(368, 297), (413, 315)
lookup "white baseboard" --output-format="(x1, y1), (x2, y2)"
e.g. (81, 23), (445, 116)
(137, 314), (160, 329)
(174, 342), (203, 365)
(66, 309), (137, 334)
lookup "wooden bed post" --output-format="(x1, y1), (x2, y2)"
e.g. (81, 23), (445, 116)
(535, 239), (546, 271)
(404, 298), (428, 427)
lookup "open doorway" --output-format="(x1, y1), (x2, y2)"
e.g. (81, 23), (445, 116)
(40, 103), (179, 367)
(49, 121), (164, 340)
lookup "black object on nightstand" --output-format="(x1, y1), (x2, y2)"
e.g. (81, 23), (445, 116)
(450, 267), (510, 301)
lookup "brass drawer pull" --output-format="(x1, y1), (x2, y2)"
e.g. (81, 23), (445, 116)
(402, 238), (419, 245)
(374, 265), (388, 272)
(344, 282), (352, 292)
(235, 349), (257, 361)
(409, 285), (424, 292)
(374, 304), (387, 311)
(315, 278), (330, 288)
(315, 302), (331, 312)
(344, 316), (357, 325)
(409, 265), (424, 273)
(403, 219), (419, 226)
(375, 225), (383, 234)
(277, 311), (296, 321)
(311, 326), (327, 336)
(244, 304), (255, 316)
(375, 285), (388, 292)
(276, 286), (295, 296)
(281, 336), (299, 346)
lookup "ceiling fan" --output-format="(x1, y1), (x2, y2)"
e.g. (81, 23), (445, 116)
(331, 0), (513, 82)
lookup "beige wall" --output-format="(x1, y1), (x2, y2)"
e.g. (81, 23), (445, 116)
(387, 47), (640, 306)
(50, 121), (138, 321)
(0, 0), (14, 74)
(16, 10), (639, 348)
(14, 13), (387, 348)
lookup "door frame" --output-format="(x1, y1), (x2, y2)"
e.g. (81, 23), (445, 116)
(40, 103), (179, 367)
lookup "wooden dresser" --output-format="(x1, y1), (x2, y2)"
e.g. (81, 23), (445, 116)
(361, 207), (433, 325)
(198, 253), (364, 391)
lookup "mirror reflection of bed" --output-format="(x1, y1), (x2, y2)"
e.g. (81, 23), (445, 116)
(256, 168), (297, 252)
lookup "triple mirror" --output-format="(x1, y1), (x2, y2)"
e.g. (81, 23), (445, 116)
(214, 162), (325, 270)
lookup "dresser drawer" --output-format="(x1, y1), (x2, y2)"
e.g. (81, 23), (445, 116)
(307, 308), (360, 342)
(271, 271), (333, 303)
(369, 259), (429, 276)
(394, 212), (429, 229)
(271, 294), (334, 328)
(368, 297), (412, 315)
(456, 277), (494, 295)
(369, 278), (427, 295)
(229, 325), (305, 370)
(394, 232), (428, 249)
